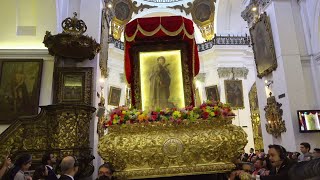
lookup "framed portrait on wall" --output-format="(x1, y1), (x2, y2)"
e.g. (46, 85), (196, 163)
(249, 12), (277, 78)
(224, 80), (244, 109)
(54, 67), (93, 105)
(108, 86), (121, 106)
(131, 42), (193, 111)
(0, 59), (43, 124)
(205, 85), (219, 101)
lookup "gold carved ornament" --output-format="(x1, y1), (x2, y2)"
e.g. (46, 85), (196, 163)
(264, 94), (286, 138)
(43, 12), (100, 60)
(0, 105), (96, 178)
(98, 118), (248, 179)
(248, 83), (264, 150)
(111, 0), (157, 39)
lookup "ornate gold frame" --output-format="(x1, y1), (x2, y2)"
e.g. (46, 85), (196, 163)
(190, 0), (216, 40)
(108, 86), (121, 106)
(224, 80), (244, 110)
(264, 95), (286, 138)
(131, 42), (193, 109)
(54, 67), (93, 105)
(205, 85), (219, 101)
(249, 12), (277, 78)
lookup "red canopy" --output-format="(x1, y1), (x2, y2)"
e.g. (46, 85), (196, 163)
(124, 16), (200, 84)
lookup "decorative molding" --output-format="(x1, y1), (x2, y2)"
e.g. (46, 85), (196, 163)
(241, 0), (259, 26)
(132, 1), (157, 14)
(143, 0), (183, 3)
(314, 52), (320, 63)
(167, 3), (193, 15)
(257, 0), (271, 8)
(217, 68), (232, 78)
(217, 67), (249, 79)
(194, 73), (206, 82)
(120, 73), (125, 83)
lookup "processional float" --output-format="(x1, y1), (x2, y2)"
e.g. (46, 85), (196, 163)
(98, 16), (247, 179)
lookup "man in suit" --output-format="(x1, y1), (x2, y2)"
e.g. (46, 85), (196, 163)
(248, 148), (255, 162)
(59, 156), (79, 180)
(42, 152), (58, 180)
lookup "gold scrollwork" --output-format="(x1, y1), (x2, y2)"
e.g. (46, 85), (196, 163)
(98, 119), (248, 179)
(264, 94), (286, 138)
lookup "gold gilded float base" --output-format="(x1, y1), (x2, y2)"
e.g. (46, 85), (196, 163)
(98, 119), (247, 179)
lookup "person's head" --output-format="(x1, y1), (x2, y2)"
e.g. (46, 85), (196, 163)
(250, 148), (254, 153)
(300, 142), (311, 154)
(251, 155), (257, 163)
(157, 56), (166, 65)
(41, 152), (56, 166)
(268, 144), (287, 168)
(60, 156), (79, 176)
(14, 154), (32, 171)
(242, 163), (252, 173)
(292, 152), (300, 160)
(313, 148), (320, 159)
(255, 150), (260, 155)
(260, 149), (264, 153)
(98, 163), (113, 178)
(33, 165), (48, 180)
(254, 158), (264, 169)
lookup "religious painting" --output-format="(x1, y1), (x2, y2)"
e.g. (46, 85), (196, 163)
(54, 67), (92, 105)
(224, 80), (244, 109)
(250, 12), (277, 78)
(108, 86), (121, 106)
(139, 50), (185, 111)
(0, 59), (43, 123)
(205, 85), (219, 101)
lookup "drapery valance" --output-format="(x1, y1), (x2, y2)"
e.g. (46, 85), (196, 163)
(124, 16), (200, 84)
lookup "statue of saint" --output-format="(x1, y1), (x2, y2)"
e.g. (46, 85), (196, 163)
(149, 56), (171, 109)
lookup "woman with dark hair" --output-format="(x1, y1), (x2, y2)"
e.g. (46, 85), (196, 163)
(3, 154), (32, 180)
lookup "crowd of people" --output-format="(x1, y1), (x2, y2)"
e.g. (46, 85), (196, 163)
(0, 142), (319, 180)
(230, 142), (320, 180)
(0, 152), (115, 180)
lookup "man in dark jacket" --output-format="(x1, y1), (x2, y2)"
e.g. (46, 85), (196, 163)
(59, 156), (79, 180)
(261, 144), (295, 180)
(42, 152), (58, 180)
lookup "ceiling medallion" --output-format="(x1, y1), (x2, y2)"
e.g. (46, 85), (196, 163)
(43, 12), (100, 60)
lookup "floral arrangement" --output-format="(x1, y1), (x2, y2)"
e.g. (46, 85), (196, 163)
(103, 100), (235, 128)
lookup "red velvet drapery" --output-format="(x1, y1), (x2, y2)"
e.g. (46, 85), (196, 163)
(124, 16), (200, 85)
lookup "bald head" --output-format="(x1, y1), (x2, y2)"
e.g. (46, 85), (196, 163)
(60, 156), (78, 175)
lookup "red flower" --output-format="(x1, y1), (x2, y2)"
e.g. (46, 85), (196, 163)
(151, 114), (157, 121)
(202, 112), (209, 119)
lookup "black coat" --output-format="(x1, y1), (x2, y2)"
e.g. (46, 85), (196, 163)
(261, 158), (296, 180)
(46, 167), (58, 180)
(58, 175), (73, 180)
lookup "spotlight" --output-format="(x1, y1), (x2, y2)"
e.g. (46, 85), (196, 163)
(251, 6), (257, 12)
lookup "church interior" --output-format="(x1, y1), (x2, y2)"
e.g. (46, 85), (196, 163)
(0, 0), (320, 179)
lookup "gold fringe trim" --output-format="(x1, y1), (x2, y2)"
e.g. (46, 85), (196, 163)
(125, 22), (194, 42)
